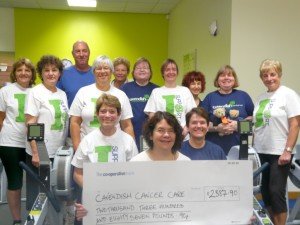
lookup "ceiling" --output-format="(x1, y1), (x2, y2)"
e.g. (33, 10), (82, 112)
(0, 0), (181, 14)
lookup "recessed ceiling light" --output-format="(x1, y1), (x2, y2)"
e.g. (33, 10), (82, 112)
(67, 0), (97, 7)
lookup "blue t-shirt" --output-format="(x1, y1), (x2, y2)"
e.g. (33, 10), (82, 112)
(121, 81), (158, 152)
(180, 140), (226, 160)
(57, 66), (95, 107)
(201, 89), (254, 155)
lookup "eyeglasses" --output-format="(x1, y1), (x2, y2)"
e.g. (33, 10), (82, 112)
(155, 128), (175, 135)
(135, 67), (150, 71)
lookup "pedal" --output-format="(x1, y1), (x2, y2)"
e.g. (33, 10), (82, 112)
(253, 197), (273, 225)
(24, 193), (48, 225)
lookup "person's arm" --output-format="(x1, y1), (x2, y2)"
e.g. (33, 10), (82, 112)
(278, 116), (300, 165)
(120, 118), (135, 139)
(25, 114), (39, 167)
(70, 116), (82, 151)
(0, 111), (5, 131)
(73, 167), (83, 188)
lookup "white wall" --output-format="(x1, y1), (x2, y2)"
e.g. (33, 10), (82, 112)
(231, 0), (300, 192)
(0, 8), (14, 51)
(231, 0), (300, 100)
(168, 0), (231, 97)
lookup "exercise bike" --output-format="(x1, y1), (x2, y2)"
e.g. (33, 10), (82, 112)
(227, 120), (273, 225)
(20, 123), (73, 225)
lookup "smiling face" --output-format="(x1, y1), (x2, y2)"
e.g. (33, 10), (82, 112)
(133, 61), (151, 84)
(261, 67), (281, 92)
(217, 69), (235, 92)
(94, 62), (112, 86)
(163, 63), (178, 84)
(15, 64), (33, 88)
(113, 63), (129, 82)
(187, 113), (208, 140)
(189, 80), (202, 97)
(72, 42), (90, 68)
(42, 64), (61, 87)
(151, 119), (176, 152)
(97, 104), (119, 129)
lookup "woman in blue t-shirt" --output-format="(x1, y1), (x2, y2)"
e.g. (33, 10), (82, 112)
(202, 65), (254, 155)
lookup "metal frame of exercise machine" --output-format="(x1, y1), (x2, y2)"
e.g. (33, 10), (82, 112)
(227, 120), (273, 225)
(20, 123), (73, 225)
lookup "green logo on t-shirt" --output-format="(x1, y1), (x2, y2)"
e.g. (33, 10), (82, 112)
(255, 99), (271, 128)
(95, 146), (111, 162)
(90, 98), (100, 127)
(95, 145), (119, 162)
(49, 99), (66, 131)
(14, 93), (26, 122)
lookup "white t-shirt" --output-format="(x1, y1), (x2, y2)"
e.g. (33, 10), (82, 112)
(25, 84), (69, 158)
(144, 86), (196, 126)
(130, 150), (191, 161)
(0, 83), (31, 148)
(71, 128), (138, 168)
(69, 84), (133, 138)
(253, 85), (300, 155)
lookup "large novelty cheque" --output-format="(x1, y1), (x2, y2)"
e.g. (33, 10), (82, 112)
(83, 161), (252, 225)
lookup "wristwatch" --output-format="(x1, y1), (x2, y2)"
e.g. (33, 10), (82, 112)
(285, 147), (293, 153)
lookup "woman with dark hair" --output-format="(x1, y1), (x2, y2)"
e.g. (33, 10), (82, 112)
(121, 57), (158, 151)
(0, 58), (36, 225)
(25, 55), (69, 210)
(131, 111), (190, 161)
(202, 65), (254, 155)
(182, 70), (206, 107)
(144, 59), (196, 138)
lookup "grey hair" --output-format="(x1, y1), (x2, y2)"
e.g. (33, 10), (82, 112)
(92, 55), (114, 73)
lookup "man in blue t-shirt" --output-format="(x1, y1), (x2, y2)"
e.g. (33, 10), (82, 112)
(57, 40), (95, 225)
(181, 107), (226, 160)
(57, 40), (95, 107)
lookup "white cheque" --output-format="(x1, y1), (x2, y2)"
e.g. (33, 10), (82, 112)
(83, 160), (252, 225)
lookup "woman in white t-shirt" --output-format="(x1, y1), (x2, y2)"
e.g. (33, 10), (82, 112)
(253, 59), (300, 225)
(131, 111), (190, 161)
(70, 55), (134, 151)
(25, 55), (68, 210)
(73, 93), (138, 221)
(144, 59), (196, 138)
(0, 58), (36, 225)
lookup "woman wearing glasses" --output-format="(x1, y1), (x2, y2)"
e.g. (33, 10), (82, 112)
(131, 111), (190, 161)
(121, 57), (158, 151)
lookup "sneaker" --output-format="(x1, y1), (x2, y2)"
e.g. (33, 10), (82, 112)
(13, 220), (22, 225)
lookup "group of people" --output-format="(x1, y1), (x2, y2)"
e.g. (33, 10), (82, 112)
(0, 40), (299, 225)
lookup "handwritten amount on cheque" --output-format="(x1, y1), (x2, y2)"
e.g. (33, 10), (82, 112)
(92, 187), (240, 224)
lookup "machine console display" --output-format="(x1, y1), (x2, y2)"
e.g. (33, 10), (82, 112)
(238, 120), (252, 135)
(27, 123), (45, 141)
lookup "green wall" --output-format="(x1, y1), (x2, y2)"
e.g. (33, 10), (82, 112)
(14, 8), (168, 85)
(168, 0), (231, 95)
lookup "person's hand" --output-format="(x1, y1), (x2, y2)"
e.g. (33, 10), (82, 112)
(32, 153), (40, 167)
(278, 150), (292, 165)
(248, 215), (256, 224)
(217, 121), (235, 136)
(75, 203), (88, 221)
(227, 119), (238, 132)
